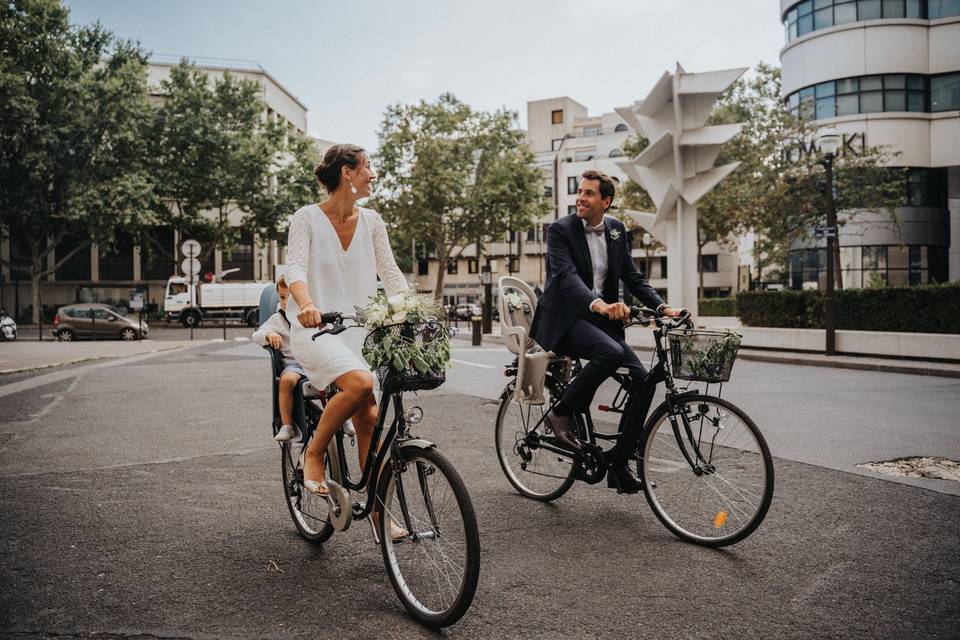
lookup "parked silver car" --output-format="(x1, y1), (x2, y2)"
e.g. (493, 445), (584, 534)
(52, 303), (149, 341)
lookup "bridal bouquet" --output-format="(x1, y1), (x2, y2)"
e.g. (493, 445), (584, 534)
(357, 290), (451, 378)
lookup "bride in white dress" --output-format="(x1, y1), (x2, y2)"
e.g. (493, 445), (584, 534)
(285, 144), (407, 495)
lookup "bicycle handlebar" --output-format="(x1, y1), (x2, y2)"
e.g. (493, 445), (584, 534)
(629, 306), (693, 329)
(311, 311), (358, 340)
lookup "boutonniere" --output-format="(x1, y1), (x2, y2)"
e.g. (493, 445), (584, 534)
(609, 229), (621, 241)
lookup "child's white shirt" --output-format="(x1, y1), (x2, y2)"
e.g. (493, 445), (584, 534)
(252, 311), (294, 362)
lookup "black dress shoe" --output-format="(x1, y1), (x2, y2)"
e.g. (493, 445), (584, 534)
(607, 463), (642, 494)
(544, 409), (581, 451)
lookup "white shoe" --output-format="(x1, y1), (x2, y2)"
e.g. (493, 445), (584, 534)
(274, 424), (300, 442)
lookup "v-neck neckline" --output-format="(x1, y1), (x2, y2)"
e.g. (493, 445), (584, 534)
(317, 204), (362, 254)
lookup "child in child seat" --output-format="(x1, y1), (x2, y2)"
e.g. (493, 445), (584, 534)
(253, 277), (305, 442)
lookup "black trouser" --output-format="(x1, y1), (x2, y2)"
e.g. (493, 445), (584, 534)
(554, 318), (657, 465)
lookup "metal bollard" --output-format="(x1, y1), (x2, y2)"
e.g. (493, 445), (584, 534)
(471, 316), (482, 346)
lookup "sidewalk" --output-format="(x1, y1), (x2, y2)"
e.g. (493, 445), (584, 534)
(0, 338), (242, 375)
(450, 322), (960, 378)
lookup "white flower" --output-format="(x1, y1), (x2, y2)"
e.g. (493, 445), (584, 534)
(610, 229), (621, 241)
(388, 293), (406, 309)
(503, 292), (525, 311)
(391, 311), (407, 323)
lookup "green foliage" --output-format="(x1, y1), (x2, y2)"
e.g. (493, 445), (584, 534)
(372, 93), (549, 299)
(737, 284), (960, 333)
(0, 0), (153, 322)
(359, 291), (452, 378)
(699, 298), (737, 316)
(142, 60), (285, 263)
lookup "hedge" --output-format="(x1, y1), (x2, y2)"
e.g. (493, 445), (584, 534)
(736, 283), (960, 334)
(699, 298), (737, 316)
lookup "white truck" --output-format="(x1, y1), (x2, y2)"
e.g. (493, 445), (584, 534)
(163, 270), (272, 327)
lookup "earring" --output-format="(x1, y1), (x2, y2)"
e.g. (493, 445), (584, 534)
(349, 181), (358, 195)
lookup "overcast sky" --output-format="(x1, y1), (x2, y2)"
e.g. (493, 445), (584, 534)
(64, 0), (784, 151)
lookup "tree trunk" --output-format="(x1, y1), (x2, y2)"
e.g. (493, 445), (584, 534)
(697, 241), (705, 299)
(833, 242), (843, 290)
(30, 271), (42, 325)
(433, 255), (447, 303)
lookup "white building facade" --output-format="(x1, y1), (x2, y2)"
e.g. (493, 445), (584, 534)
(779, 0), (960, 288)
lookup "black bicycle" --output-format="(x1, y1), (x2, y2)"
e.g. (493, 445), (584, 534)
(495, 307), (774, 547)
(270, 312), (480, 627)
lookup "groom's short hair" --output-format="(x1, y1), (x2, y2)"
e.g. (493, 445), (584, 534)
(581, 170), (616, 207)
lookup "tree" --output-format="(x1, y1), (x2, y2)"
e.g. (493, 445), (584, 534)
(0, 0), (153, 322)
(141, 60), (284, 273)
(373, 93), (548, 300)
(617, 62), (906, 290)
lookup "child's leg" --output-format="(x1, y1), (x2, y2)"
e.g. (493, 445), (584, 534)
(278, 371), (302, 427)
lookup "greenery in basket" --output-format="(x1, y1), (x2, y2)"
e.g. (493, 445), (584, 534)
(357, 290), (451, 375)
(677, 330), (742, 380)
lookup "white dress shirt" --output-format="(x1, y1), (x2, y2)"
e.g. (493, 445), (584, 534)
(583, 218), (608, 311)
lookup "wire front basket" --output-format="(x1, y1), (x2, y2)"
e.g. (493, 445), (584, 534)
(363, 320), (449, 393)
(666, 329), (742, 383)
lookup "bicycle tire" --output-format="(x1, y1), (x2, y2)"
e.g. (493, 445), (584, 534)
(494, 379), (575, 501)
(637, 394), (774, 548)
(280, 442), (334, 544)
(376, 445), (480, 628)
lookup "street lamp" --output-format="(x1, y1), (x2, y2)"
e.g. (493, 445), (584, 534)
(641, 232), (653, 277)
(818, 130), (840, 356)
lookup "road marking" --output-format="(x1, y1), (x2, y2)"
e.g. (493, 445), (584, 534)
(451, 358), (494, 369)
(0, 344), (201, 399)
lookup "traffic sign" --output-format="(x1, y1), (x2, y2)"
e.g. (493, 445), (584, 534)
(181, 258), (201, 278)
(129, 291), (145, 311)
(815, 225), (838, 239)
(181, 239), (201, 258)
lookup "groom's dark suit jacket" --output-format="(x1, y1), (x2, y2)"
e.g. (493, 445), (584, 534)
(530, 213), (664, 352)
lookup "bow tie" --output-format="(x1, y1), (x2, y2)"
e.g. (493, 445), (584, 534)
(585, 223), (604, 236)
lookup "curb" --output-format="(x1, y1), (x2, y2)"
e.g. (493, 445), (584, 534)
(0, 342), (200, 376)
(450, 332), (960, 379)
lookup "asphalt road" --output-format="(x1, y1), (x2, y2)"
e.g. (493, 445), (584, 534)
(1, 341), (958, 639)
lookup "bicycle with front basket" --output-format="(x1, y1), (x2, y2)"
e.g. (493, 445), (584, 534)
(495, 306), (774, 547)
(275, 311), (480, 627)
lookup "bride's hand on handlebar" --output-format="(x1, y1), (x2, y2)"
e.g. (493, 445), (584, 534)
(593, 300), (632, 321)
(297, 303), (324, 328)
(660, 305), (684, 318)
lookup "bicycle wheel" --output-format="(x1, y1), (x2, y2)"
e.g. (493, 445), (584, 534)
(494, 380), (575, 501)
(638, 395), (774, 547)
(376, 446), (480, 628)
(280, 441), (334, 544)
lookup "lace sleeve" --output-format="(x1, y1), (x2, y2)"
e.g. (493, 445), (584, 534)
(285, 208), (311, 286)
(369, 210), (408, 295)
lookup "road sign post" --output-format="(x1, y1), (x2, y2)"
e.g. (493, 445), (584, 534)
(181, 240), (202, 341)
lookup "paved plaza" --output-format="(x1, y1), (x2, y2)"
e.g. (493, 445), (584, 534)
(1, 340), (958, 639)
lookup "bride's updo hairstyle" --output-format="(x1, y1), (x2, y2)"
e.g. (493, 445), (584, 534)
(314, 144), (366, 193)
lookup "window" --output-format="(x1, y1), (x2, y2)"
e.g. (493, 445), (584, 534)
(700, 255), (719, 272)
(55, 236), (91, 281)
(543, 185), (553, 197)
(526, 229), (536, 242)
(222, 230), (255, 280)
(508, 230), (517, 242)
(567, 176), (579, 194)
(583, 126), (602, 136)
(609, 148), (624, 158)
(931, 73), (960, 111)
(70, 306), (92, 319)
(906, 168), (947, 207)
(573, 151), (594, 162)
(98, 232), (134, 281)
(787, 73), (928, 121)
(168, 282), (188, 296)
(508, 256), (519, 273)
(417, 259), (429, 276)
(142, 227), (176, 281)
(614, 123), (628, 132)
(93, 308), (113, 320)
(446, 261), (458, 275)
(659, 257), (668, 279)
(551, 109), (563, 124)
(568, 205), (578, 216)
(468, 258), (479, 274)
(782, 0), (960, 43)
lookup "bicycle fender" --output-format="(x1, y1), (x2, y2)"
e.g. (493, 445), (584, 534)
(398, 438), (437, 452)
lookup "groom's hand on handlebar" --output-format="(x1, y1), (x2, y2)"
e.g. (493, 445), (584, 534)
(592, 300), (632, 321)
(297, 302), (324, 328)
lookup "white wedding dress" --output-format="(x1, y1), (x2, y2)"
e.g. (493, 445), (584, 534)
(285, 204), (408, 389)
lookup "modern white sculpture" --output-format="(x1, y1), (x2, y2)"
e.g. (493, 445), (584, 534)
(615, 63), (746, 318)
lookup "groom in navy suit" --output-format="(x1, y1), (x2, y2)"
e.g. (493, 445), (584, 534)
(530, 170), (679, 493)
